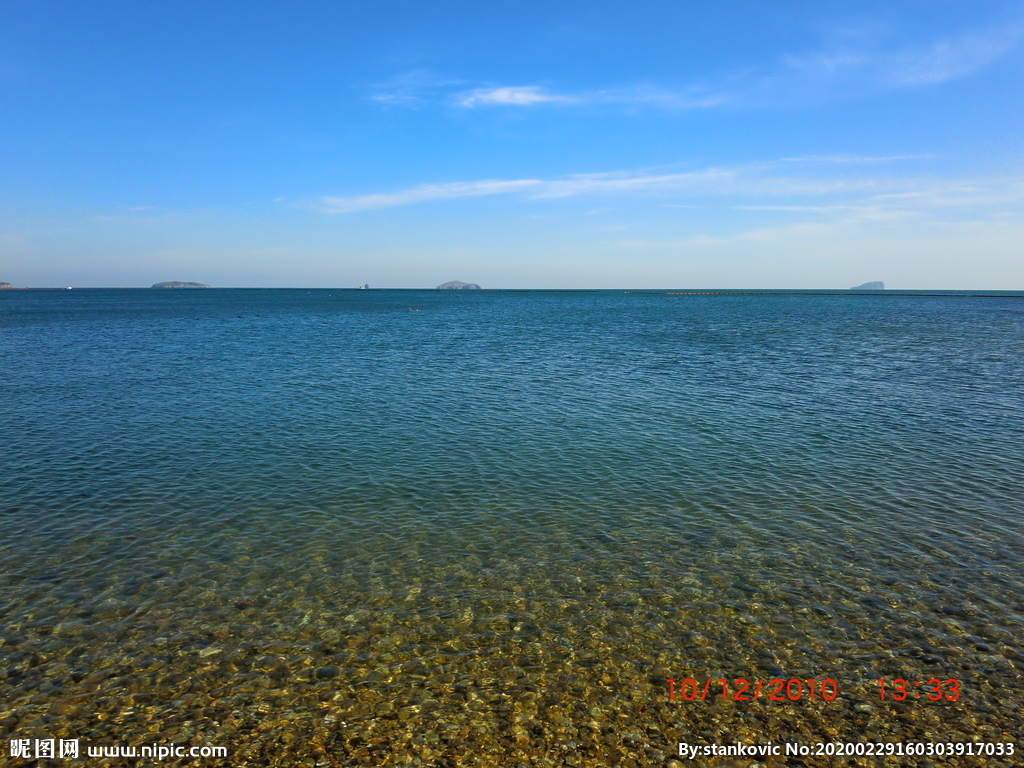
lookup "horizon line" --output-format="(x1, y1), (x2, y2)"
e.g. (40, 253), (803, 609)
(4, 286), (1024, 296)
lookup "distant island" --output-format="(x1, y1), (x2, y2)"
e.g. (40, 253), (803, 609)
(437, 280), (481, 290)
(0, 282), (12, 289)
(152, 281), (211, 289)
(851, 281), (884, 290)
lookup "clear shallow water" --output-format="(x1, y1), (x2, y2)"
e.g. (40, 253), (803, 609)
(2, 288), (1023, 767)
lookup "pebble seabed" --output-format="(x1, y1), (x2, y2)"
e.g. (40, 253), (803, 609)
(2, 511), (1022, 768)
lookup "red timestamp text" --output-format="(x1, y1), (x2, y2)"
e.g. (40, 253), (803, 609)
(877, 678), (960, 701)
(666, 678), (839, 703)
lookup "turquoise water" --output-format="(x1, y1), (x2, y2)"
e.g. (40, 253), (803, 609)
(2, 288), (1023, 766)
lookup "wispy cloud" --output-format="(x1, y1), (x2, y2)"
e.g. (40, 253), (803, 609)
(896, 26), (1022, 85)
(776, 20), (1024, 93)
(316, 168), (742, 213)
(372, 20), (1022, 112)
(530, 168), (882, 199)
(778, 155), (935, 163)
(88, 206), (176, 224)
(319, 179), (543, 213)
(455, 86), (579, 107)
(729, 180), (1024, 224)
(453, 84), (728, 110)
(316, 157), (1024, 216)
(369, 69), (465, 107)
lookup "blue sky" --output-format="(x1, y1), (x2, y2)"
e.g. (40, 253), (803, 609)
(2, 0), (1022, 288)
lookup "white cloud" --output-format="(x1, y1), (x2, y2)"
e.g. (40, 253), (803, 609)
(369, 69), (465, 107)
(373, 20), (1022, 113)
(455, 86), (578, 107)
(453, 84), (729, 110)
(773, 20), (1023, 97)
(609, 85), (732, 109)
(319, 179), (543, 213)
(316, 158), (1024, 219)
(527, 168), (881, 199)
(778, 155), (935, 163)
(597, 215), (1024, 259)
(880, 25), (1022, 86)
(317, 169), (756, 213)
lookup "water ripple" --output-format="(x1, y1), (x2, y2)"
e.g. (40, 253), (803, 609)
(2, 289), (1023, 765)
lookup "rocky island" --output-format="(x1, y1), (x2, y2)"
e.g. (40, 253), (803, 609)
(152, 281), (211, 289)
(851, 281), (884, 290)
(436, 280), (481, 290)
(0, 282), (12, 289)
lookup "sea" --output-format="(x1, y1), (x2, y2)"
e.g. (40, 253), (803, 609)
(2, 288), (1023, 766)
